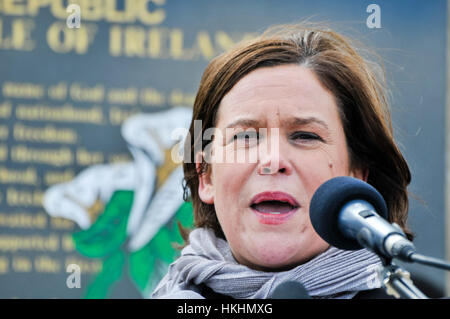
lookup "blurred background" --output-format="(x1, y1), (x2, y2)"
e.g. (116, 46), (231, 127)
(0, 0), (447, 298)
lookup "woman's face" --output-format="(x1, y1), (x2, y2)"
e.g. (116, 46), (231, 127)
(197, 64), (365, 271)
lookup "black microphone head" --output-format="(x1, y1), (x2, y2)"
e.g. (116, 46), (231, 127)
(309, 176), (388, 250)
(270, 281), (311, 299)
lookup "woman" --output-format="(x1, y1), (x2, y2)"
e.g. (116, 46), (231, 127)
(152, 24), (412, 299)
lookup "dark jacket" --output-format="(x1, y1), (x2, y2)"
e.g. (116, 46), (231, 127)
(199, 283), (395, 299)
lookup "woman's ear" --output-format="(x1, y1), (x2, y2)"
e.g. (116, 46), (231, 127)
(350, 165), (369, 182)
(350, 169), (369, 182)
(362, 168), (369, 182)
(196, 152), (214, 204)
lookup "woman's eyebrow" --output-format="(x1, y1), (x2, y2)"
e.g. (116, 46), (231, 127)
(283, 116), (330, 130)
(224, 116), (329, 130)
(225, 118), (261, 129)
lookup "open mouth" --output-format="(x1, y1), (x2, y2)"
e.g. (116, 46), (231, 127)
(250, 200), (297, 214)
(250, 192), (300, 224)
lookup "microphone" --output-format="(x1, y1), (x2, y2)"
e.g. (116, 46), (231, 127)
(309, 176), (416, 260)
(270, 281), (311, 299)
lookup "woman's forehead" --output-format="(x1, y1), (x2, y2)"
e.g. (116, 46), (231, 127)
(220, 65), (322, 105)
(216, 65), (338, 128)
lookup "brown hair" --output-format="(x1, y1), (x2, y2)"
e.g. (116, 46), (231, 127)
(182, 23), (413, 242)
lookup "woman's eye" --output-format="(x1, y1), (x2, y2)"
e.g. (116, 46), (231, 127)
(290, 131), (322, 142)
(233, 131), (259, 141)
(231, 130), (260, 147)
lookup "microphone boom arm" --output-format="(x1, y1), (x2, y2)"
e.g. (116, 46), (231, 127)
(378, 259), (429, 299)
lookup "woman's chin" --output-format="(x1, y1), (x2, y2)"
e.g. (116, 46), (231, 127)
(239, 234), (328, 271)
(245, 241), (305, 271)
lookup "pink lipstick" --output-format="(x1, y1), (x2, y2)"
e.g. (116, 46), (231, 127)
(250, 191), (299, 225)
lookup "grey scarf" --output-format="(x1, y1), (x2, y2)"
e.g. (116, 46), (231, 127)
(151, 227), (382, 299)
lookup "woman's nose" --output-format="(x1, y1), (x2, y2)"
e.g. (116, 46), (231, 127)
(258, 156), (292, 175)
(257, 133), (292, 175)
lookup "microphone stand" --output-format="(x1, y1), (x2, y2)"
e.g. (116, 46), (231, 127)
(407, 253), (450, 271)
(378, 256), (429, 299)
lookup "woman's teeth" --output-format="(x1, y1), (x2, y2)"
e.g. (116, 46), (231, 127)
(251, 200), (295, 214)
